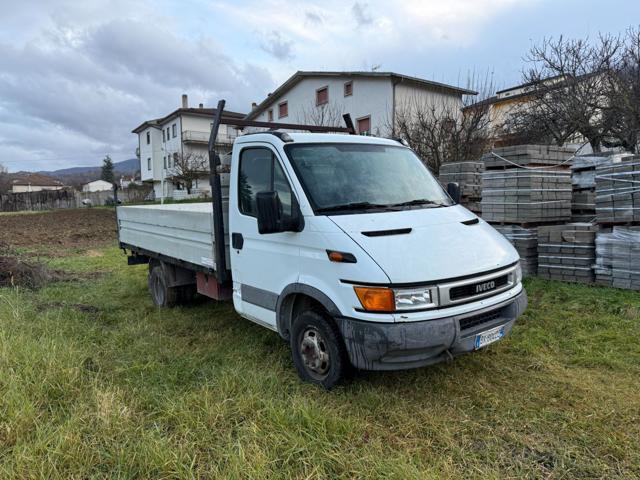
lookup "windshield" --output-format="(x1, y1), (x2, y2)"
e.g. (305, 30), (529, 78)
(285, 143), (453, 214)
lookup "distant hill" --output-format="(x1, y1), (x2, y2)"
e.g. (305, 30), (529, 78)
(38, 158), (140, 188)
(39, 158), (139, 178)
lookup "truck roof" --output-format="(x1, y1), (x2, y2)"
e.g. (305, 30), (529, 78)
(234, 132), (403, 147)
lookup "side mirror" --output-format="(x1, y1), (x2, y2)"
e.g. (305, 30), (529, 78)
(447, 182), (461, 204)
(256, 191), (304, 234)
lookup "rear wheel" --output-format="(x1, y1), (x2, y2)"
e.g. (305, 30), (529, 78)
(290, 310), (349, 390)
(148, 265), (178, 307)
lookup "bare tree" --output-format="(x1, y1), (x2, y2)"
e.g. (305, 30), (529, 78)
(169, 151), (209, 194)
(296, 101), (344, 127)
(505, 34), (620, 152)
(390, 74), (494, 173)
(602, 26), (640, 152)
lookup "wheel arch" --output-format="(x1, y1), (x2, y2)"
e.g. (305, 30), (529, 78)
(276, 283), (342, 340)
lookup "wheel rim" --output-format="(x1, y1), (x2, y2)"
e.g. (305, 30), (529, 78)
(299, 327), (331, 379)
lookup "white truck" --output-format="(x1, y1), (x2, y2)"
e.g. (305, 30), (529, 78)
(117, 101), (527, 389)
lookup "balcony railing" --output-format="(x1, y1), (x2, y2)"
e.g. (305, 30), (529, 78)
(182, 130), (235, 145)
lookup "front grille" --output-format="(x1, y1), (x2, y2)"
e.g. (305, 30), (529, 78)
(459, 308), (503, 331)
(449, 274), (509, 301)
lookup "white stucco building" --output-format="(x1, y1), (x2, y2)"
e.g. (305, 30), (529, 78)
(133, 95), (245, 200)
(82, 179), (113, 192)
(246, 71), (476, 136)
(10, 173), (64, 193)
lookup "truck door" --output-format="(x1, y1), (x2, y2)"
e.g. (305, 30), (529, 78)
(229, 145), (300, 330)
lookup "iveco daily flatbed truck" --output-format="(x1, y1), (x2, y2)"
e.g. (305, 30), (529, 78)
(117, 100), (527, 389)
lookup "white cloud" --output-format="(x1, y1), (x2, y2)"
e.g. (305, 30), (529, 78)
(0, 0), (536, 171)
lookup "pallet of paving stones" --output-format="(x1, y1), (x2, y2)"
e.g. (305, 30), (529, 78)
(594, 226), (640, 290)
(537, 223), (598, 284)
(595, 156), (640, 224)
(492, 224), (538, 277)
(463, 200), (482, 214)
(481, 170), (572, 223)
(482, 145), (576, 170)
(438, 161), (484, 200)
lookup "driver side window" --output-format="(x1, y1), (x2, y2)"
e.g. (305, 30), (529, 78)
(238, 148), (293, 218)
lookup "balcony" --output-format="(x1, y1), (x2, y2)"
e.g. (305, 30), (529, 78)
(182, 130), (235, 145)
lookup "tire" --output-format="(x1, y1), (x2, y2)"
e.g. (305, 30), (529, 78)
(148, 265), (178, 307)
(290, 310), (349, 390)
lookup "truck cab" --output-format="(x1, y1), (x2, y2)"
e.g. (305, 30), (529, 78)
(226, 132), (526, 387)
(118, 113), (526, 389)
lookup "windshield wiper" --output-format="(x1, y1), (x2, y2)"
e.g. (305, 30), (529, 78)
(316, 201), (397, 214)
(390, 199), (448, 208)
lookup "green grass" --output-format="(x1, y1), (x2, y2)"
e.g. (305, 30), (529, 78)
(0, 247), (639, 478)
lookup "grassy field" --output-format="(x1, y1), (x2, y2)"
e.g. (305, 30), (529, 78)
(0, 211), (639, 478)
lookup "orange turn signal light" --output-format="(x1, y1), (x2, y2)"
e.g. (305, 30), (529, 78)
(326, 250), (357, 263)
(354, 287), (395, 312)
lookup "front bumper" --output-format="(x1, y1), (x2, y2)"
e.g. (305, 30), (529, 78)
(335, 289), (528, 371)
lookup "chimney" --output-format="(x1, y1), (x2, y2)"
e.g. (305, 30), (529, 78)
(198, 103), (204, 109)
(181, 94), (188, 108)
(251, 102), (258, 110)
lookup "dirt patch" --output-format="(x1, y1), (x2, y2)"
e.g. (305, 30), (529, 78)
(0, 243), (64, 289)
(0, 208), (117, 252)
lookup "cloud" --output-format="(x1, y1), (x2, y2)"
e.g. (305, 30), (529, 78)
(0, 5), (275, 171)
(0, 0), (549, 171)
(260, 31), (295, 61)
(305, 11), (323, 25)
(352, 2), (373, 27)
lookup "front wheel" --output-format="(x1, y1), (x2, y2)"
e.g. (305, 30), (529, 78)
(290, 310), (349, 390)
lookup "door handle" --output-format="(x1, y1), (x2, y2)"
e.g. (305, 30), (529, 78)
(232, 232), (244, 250)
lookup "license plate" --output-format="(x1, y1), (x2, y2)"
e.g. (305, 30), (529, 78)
(474, 325), (505, 349)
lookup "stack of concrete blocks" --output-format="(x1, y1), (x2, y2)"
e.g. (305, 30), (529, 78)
(570, 155), (605, 223)
(438, 161), (484, 214)
(481, 145), (574, 224)
(594, 226), (640, 290)
(537, 223), (598, 284)
(595, 155), (640, 224)
(482, 170), (572, 223)
(481, 145), (576, 169)
(493, 225), (538, 277)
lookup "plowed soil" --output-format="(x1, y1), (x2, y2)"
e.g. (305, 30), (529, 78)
(0, 208), (117, 251)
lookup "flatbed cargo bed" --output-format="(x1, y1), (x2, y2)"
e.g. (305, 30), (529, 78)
(117, 203), (229, 273)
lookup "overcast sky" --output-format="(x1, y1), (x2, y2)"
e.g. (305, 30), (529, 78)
(1, 0), (638, 172)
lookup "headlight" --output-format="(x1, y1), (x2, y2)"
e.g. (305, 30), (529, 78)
(393, 287), (437, 311)
(514, 263), (523, 285)
(354, 286), (438, 312)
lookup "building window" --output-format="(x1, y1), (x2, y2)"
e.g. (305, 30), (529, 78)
(316, 86), (328, 106)
(278, 101), (288, 118)
(357, 116), (371, 135)
(162, 130), (166, 142)
(167, 152), (171, 168)
(163, 156), (167, 169)
(268, 109), (273, 122)
(344, 81), (353, 97)
(172, 124), (177, 138)
(146, 131), (150, 144)
(166, 127), (170, 140)
(147, 157), (151, 170)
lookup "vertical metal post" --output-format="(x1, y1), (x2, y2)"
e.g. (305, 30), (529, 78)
(343, 114), (356, 135)
(208, 100), (229, 284)
(112, 182), (121, 238)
